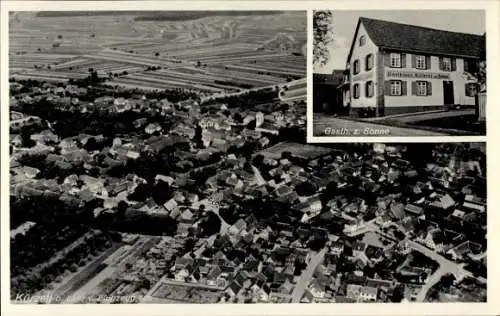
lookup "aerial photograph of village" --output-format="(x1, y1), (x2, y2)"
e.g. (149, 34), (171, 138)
(8, 11), (486, 304)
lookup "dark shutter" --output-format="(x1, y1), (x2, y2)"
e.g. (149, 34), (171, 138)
(426, 56), (431, 70)
(401, 54), (406, 68)
(427, 82), (432, 96)
(411, 54), (416, 68)
(411, 81), (417, 95)
(451, 58), (457, 71)
(464, 59), (469, 72)
(465, 83), (470, 97)
(401, 81), (407, 96)
(384, 81), (391, 95)
(438, 57), (443, 70)
(384, 53), (390, 67)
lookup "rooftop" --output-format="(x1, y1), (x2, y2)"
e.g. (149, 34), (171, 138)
(358, 17), (485, 59)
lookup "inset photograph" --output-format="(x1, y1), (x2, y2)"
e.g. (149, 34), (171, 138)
(312, 10), (486, 138)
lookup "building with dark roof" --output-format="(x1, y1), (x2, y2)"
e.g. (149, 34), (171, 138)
(313, 71), (349, 114)
(345, 17), (485, 117)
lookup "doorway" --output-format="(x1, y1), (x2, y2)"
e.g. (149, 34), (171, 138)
(443, 81), (454, 105)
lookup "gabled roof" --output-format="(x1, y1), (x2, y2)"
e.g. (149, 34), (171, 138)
(347, 17), (485, 63)
(313, 71), (344, 87)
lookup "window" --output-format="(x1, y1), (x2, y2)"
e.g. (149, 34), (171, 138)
(442, 57), (452, 71)
(353, 83), (360, 99)
(365, 81), (374, 98)
(416, 81), (427, 96)
(359, 36), (366, 47)
(390, 81), (402, 96)
(416, 55), (426, 69)
(366, 54), (373, 71)
(353, 60), (360, 74)
(390, 53), (401, 68)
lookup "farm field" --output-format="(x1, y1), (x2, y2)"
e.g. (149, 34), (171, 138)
(9, 11), (306, 94)
(256, 142), (333, 160)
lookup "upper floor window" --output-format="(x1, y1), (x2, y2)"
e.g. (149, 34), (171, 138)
(359, 36), (366, 47)
(366, 81), (374, 98)
(442, 57), (452, 71)
(390, 53), (401, 68)
(353, 60), (360, 75)
(416, 55), (426, 69)
(366, 54), (373, 71)
(353, 83), (360, 99)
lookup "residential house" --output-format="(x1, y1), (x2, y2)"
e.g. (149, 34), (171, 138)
(229, 219), (248, 236)
(359, 286), (378, 302)
(424, 228), (445, 253)
(145, 123), (162, 135)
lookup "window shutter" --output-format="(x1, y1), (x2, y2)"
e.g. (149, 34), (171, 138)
(426, 56), (431, 70)
(384, 81), (391, 95)
(401, 81), (407, 96)
(427, 82), (432, 96)
(401, 54), (406, 68)
(411, 54), (416, 68)
(438, 57), (443, 70)
(465, 83), (470, 97)
(384, 53), (390, 67)
(464, 59), (469, 72)
(411, 81), (417, 95)
(451, 58), (457, 71)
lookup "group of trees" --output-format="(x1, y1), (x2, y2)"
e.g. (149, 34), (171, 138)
(202, 88), (277, 109)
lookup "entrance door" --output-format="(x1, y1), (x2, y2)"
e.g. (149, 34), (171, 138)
(443, 81), (454, 105)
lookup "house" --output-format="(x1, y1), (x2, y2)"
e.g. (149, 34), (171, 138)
(229, 219), (248, 235)
(346, 284), (362, 299)
(330, 241), (345, 256)
(462, 194), (486, 213)
(163, 198), (178, 212)
(359, 286), (378, 302)
(430, 194), (455, 210)
(179, 209), (195, 223)
(145, 123), (162, 135)
(313, 72), (348, 114)
(404, 203), (424, 216)
(255, 122), (279, 135)
(424, 228), (445, 253)
(447, 240), (482, 261)
(345, 17), (484, 117)
(308, 279), (327, 299)
(352, 242), (367, 257)
(155, 174), (175, 186)
(389, 202), (405, 220)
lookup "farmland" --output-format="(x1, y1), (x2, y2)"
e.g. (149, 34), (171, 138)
(10, 11), (306, 95)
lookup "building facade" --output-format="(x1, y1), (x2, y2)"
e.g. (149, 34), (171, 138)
(345, 17), (485, 117)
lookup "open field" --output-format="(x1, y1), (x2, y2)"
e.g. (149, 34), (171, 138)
(10, 11), (305, 93)
(256, 142), (334, 160)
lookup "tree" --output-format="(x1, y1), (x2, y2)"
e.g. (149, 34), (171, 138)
(313, 10), (334, 66)
(57, 34), (63, 39)
(295, 181), (317, 197)
(155, 52), (159, 57)
(252, 154), (264, 167)
(152, 180), (172, 206)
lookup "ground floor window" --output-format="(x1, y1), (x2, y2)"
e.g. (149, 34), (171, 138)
(390, 81), (402, 96)
(365, 81), (374, 98)
(411, 81), (432, 96)
(353, 83), (360, 99)
(416, 81), (427, 96)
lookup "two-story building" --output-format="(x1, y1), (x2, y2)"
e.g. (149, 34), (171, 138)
(345, 17), (485, 117)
